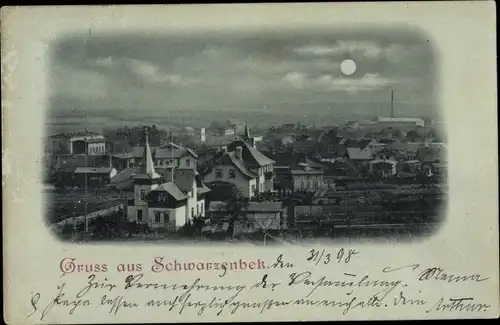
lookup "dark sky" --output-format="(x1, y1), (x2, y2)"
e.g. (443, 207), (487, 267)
(49, 27), (437, 121)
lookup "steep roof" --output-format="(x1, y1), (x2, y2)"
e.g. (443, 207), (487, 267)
(197, 183), (211, 195)
(154, 168), (198, 193)
(355, 138), (375, 150)
(215, 152), (257, 179)
(172, 169), (196, 193)
(150, 182), (188, 201)
(227, 140), (275, 167)
(155, 147), (198, 159)
(346, 148), (373, 160)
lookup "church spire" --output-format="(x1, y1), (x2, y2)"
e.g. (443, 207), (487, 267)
(244, 124), (251, 141)
(144, 127), (160, 179)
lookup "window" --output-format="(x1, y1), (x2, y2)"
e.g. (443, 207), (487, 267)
(186, 159), (191, 167)
(155, 212), (161, 223)
(215, 169), (223, 178)
(190, 190), (194, 198)
(191, 208), (194, 218)
(251, 184), (256, 194)
(166, 159), (172, 165)
(164, 211), (170, 223)
(197, 204), (199, 215)
(201, 202), (204, 215)
(158, 193), (166, 203)
(229, 169), (236, 179)
(137, 210), (143, 222)
(140, 190), (146, 200)
(159, 160), (164, 166)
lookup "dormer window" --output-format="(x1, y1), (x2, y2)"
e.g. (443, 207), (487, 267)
(229, 169), (236, 179)
(186, 159), (191, 167)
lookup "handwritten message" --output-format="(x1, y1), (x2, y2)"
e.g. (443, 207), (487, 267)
(27, 249), (492, 322)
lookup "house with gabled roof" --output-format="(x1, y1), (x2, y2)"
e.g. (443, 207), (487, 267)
(203, 140), (275, 198)
(154, 144), (198, 170)
(126, 129), (209, 231)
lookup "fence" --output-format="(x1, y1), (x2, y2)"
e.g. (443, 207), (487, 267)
(51, 204), (125, 229)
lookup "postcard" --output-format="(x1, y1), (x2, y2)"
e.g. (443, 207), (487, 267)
(2, 2), (499, 323)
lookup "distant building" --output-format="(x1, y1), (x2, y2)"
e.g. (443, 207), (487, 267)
(374, 117), (425, 128)
(55, 166), (117, 188)
(126, 130), (210, 230)
(389, 142), (422, 161)
(290, 165), (325, 191)
(208, 201), (285, 234)
(200, 128), (206, 143)
(369, 159), (398, 176)
(154, 143), (198, 170)
(203, 140), (275, 198)
(346, 147), (373, 162)
(86, 139), (112, 156)
(48, 131), (105, 155)
(111, 142), (197, 170)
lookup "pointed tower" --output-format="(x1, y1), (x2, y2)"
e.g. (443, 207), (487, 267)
(144, 127), (161, 179)
(244, 124), (251, 141)
(243, 124), (255, 147)
(132, 127), (161, 208)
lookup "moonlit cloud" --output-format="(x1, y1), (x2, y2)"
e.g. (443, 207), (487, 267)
(283, 71), (398, 93)
(294, 41), (384, 58)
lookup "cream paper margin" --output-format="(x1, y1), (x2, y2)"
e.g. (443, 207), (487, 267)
(1, 2), (499, 323)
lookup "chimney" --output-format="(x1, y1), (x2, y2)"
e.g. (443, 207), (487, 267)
(236, 146), (243, 160)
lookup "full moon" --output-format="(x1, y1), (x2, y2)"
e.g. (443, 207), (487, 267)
(340, 59), (357, 76)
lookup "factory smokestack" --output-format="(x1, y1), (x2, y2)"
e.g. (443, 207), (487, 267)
(390, 88), (395, 118)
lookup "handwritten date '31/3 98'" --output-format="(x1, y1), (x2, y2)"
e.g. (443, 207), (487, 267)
(307, 248), (359, 265)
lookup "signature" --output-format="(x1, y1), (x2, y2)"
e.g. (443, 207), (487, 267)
(383, 264), (489, 283)
(425, 297), (491, 313)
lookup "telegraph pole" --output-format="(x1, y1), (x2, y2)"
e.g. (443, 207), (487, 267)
(84, 138), (89, 234)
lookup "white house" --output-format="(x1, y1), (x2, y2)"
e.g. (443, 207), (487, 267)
(203, 140), (275, 198)
(86, 139), (110, 156)
(126, 132), (210, 230)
